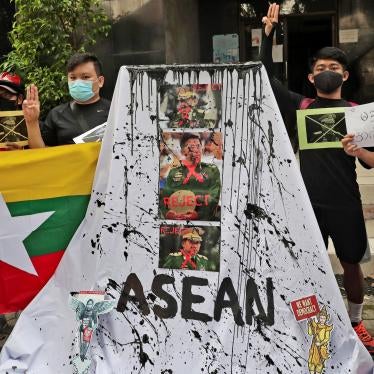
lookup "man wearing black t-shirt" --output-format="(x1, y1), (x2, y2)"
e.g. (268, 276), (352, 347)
(261, 3), (374, 354)
(23, 53), (110, 147)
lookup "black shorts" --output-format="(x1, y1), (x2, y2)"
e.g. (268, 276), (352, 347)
(312, 205), (367, 264)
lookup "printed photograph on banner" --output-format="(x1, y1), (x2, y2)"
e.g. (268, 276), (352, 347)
(159, 224), (220, 272)
(0, 110), (28, 147)
(159, 131), (222, 221)
(290, 295), (320, 322)
(297, 107), (346, 150)
(306, 305), (334, 374)
(159, 84), (222, 129)
(69, 291), (115, 374)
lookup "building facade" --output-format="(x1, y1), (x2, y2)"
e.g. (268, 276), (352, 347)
(98, 0), (373, 104)
(1, 0), (373, 103)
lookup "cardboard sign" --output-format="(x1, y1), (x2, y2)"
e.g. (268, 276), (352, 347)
(297, 107), (347, 150)
(0, 110), (28, 147)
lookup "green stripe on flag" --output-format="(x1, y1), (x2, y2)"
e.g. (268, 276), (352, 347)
(7, 195), (90, 257)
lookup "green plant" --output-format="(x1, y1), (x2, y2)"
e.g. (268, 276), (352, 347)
(1, 0), (111, 116)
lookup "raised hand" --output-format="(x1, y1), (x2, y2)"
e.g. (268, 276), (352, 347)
(22, 84), (40, 126)
(262, 3), (280, 36)
(21, 84), (46, 148)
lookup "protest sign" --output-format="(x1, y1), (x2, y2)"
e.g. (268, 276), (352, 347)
(0, 110), (27, 148)
(297, 107), (347, 150)
(0, 64), (372, 373)
(345, 102), (374, 147)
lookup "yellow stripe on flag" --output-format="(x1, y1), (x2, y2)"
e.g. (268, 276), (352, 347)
(0, 143), (100, 202)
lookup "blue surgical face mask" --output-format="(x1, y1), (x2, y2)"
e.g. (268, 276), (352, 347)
(68, 80), (95, 102)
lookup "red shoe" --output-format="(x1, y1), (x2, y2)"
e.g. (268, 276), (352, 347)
(353, 321), (374, 354)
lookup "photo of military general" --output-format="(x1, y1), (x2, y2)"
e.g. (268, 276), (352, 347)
(306, 112), (346, 143)
(0, 110), (28, 147)
(159, 225), (220, 272)
(159, 84), (222, 129)
(297, 108), (347, 150)
(159, 131), (222, 221)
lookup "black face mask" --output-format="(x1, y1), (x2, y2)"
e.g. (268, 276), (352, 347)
(0, 97), (18, 111)
(313, 70), (344, 94)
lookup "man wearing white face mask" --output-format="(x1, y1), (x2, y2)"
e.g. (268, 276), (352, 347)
(23, 53), (110, 147)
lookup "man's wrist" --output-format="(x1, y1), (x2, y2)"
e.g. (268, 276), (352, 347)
(356, 147), (371, 161)
(26, 120), (40, 128)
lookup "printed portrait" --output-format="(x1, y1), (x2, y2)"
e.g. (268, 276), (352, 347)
(159, 84), (222, 129)
(159, 225), (220, 272)
(159, 131), (222, 221)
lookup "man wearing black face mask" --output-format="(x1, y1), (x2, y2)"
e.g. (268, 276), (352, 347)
(0, 72), (24, 111)
(261, 3), (374, 355)
(0, 72), (25, 151)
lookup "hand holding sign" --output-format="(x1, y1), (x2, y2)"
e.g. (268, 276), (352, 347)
(345, 102), (374, 147)
(341, 134), (365, 157)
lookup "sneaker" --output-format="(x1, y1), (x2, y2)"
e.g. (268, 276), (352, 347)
(353, 321), (374, 354)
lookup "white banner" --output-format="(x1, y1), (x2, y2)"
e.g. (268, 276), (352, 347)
(0, 64), (372, 374)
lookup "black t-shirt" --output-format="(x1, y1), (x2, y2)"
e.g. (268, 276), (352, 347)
(41, 98), (111, 146)
(259, 27), (371, 209)
(300, 97), (362, 208)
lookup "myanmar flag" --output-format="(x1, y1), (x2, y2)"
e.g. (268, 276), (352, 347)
(0, 143), (99, 313)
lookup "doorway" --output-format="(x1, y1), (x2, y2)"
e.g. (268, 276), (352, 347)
(0, 0), (15, 62)
(284, 13), (336, 97)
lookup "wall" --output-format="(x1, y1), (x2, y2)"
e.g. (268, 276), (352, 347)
(164, 0), (200, 64)
(95, 0), (202, 98)
(96, 0), (373, 102)
(106, 0), (152, 19)
(93, 0), (166, 99)
(339, 0), (374, 103)
(199, 0), (239, 63)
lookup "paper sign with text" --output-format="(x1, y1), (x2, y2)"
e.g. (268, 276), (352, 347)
(345, 102), (374, 147)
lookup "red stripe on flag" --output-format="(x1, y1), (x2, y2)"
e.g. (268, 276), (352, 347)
(0, 250), (65, 314)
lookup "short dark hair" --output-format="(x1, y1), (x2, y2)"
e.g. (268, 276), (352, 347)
(66, 52), (103, 76)
(180, 133), (201, 148)
(310, 47), (348, 71)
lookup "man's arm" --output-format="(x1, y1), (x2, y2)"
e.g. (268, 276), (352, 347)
(260, 4), (303, 148)
(22, 85), (46, 149)
(260, 3), (302, 107)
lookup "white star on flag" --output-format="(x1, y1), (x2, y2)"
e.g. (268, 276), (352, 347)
(0, 193), (54, 276)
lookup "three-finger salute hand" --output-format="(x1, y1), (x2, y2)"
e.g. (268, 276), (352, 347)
(262, 3), (280, 36)
(22, 84), (41, 125)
